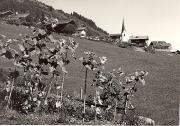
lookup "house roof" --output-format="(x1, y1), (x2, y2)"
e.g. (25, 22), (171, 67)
(151, 41), (171, 47)
(10, 13), (30, 19)
(76, 27), (86, 31)
(129, 36), (149, 40)
(59, 19), (75, 24)
(109, 34), (121, 37)
(0, 11), (13, 18)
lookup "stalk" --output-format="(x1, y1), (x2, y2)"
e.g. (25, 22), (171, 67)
(95, 86), (97, 122)
(44, 76), (53, 104)
(113, 98), (117, 124)
(6, 78), (15, 111)
(60, 73), (65, 108)
(83, 68), (88, 122)
(122, 95), (128, 124)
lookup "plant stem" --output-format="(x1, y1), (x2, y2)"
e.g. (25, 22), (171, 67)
(80, 88), (83, 100)
(83, 68), (88, 122)
(122, 95), (128, 124)
(95, 86), (97, 122)
(60, 73), (65, 108)
(45, 77), (53, 104)
(6, 78), (15, 111)
(113, 98), (117, 124)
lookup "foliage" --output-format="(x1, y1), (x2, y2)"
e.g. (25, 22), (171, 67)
(0, 17), (79, 115)
(0, 14), (150, 125)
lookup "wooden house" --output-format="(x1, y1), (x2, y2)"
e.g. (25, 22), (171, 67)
(129, 36), (149, 47)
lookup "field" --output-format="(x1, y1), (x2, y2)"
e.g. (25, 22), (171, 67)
(0, 23), (179, 125)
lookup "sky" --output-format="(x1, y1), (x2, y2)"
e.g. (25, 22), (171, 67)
(39, 0), (180, 50)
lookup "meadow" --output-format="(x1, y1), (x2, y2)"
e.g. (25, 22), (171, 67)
(0, 23), (179, 125)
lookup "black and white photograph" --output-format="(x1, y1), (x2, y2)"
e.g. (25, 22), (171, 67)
(0, 0), (179, 125)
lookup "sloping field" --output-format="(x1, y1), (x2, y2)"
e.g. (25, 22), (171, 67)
(0, 24), (179, 125)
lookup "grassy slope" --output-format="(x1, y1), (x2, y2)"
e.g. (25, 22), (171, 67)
(0, 23), (179, 125)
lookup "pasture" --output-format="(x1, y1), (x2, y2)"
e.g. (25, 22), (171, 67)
(0, 23), (179, 125)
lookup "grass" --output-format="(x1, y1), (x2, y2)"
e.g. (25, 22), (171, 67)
(0, 23), (179, 125)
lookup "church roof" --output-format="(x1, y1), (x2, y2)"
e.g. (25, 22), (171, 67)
(121, 19), (126, 33)
(109, 34), (121, 37)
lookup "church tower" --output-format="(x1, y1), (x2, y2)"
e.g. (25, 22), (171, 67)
(121, 19), (129, 42)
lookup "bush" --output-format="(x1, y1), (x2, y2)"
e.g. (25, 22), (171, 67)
(118, 42), (132, 48)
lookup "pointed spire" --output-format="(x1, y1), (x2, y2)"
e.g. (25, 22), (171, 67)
(121, 19), (126, 33)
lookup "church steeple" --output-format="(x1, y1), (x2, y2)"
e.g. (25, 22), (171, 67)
(121, 19), (129, 42)
(121, 19), (126, 34)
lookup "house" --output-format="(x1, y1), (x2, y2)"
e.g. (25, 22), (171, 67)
(150, 41), (171, 50)
(109, 19), (129, 43)
(75, 27), (87, 38)
(46, 19), (77, 34)
(129, 36), (149, 47)
(0, 11), (13, 19)
(5, 13), (30, 25)
(109, 34), (121, 43)
(8, 13), (30, 21)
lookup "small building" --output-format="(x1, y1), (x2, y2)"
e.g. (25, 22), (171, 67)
(5, 13), (30, 26)
(129, 36), (149, 47)
(109, 34), (121, 42)
(75, 27), (87, 38)
(150, 41), (171, 49)
(8, 13), (30, 21)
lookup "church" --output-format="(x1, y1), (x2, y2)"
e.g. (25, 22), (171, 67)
(109, 19), (129, 43)
(110, 19), (149, 47)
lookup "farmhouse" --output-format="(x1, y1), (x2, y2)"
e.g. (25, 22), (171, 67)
(8, 13), (30, 21)
(75, 27), (87, 38)
(129, 36), (149, 47)
(150, 41), (171, 50)
(109, 34), (121, 42)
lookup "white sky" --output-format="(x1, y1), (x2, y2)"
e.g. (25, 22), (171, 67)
(39, 0), (180, 50)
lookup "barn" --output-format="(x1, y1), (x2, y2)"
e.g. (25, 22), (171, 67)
(109, 34), (121, 43)
(129, 36), (149, 47)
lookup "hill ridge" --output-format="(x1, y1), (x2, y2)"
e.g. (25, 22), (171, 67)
(0, 0), (108, 36)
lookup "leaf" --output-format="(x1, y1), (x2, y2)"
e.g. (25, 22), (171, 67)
(55, 101), (61, 108)
(57, 60), (63, 67)
(56, 86), (61, 89)
(139, 78), (146, 85)
(99, 56), (107, 64)
(131, 76), (135, 80)
(85, 64), (92, 70)
(18, 44), (25, 52)
(135, 71), (139, 76)
(62, 66), (68, 74)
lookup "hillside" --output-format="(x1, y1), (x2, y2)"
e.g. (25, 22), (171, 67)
(0, 0), (108, 36)
(0, 23), (179, 125)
